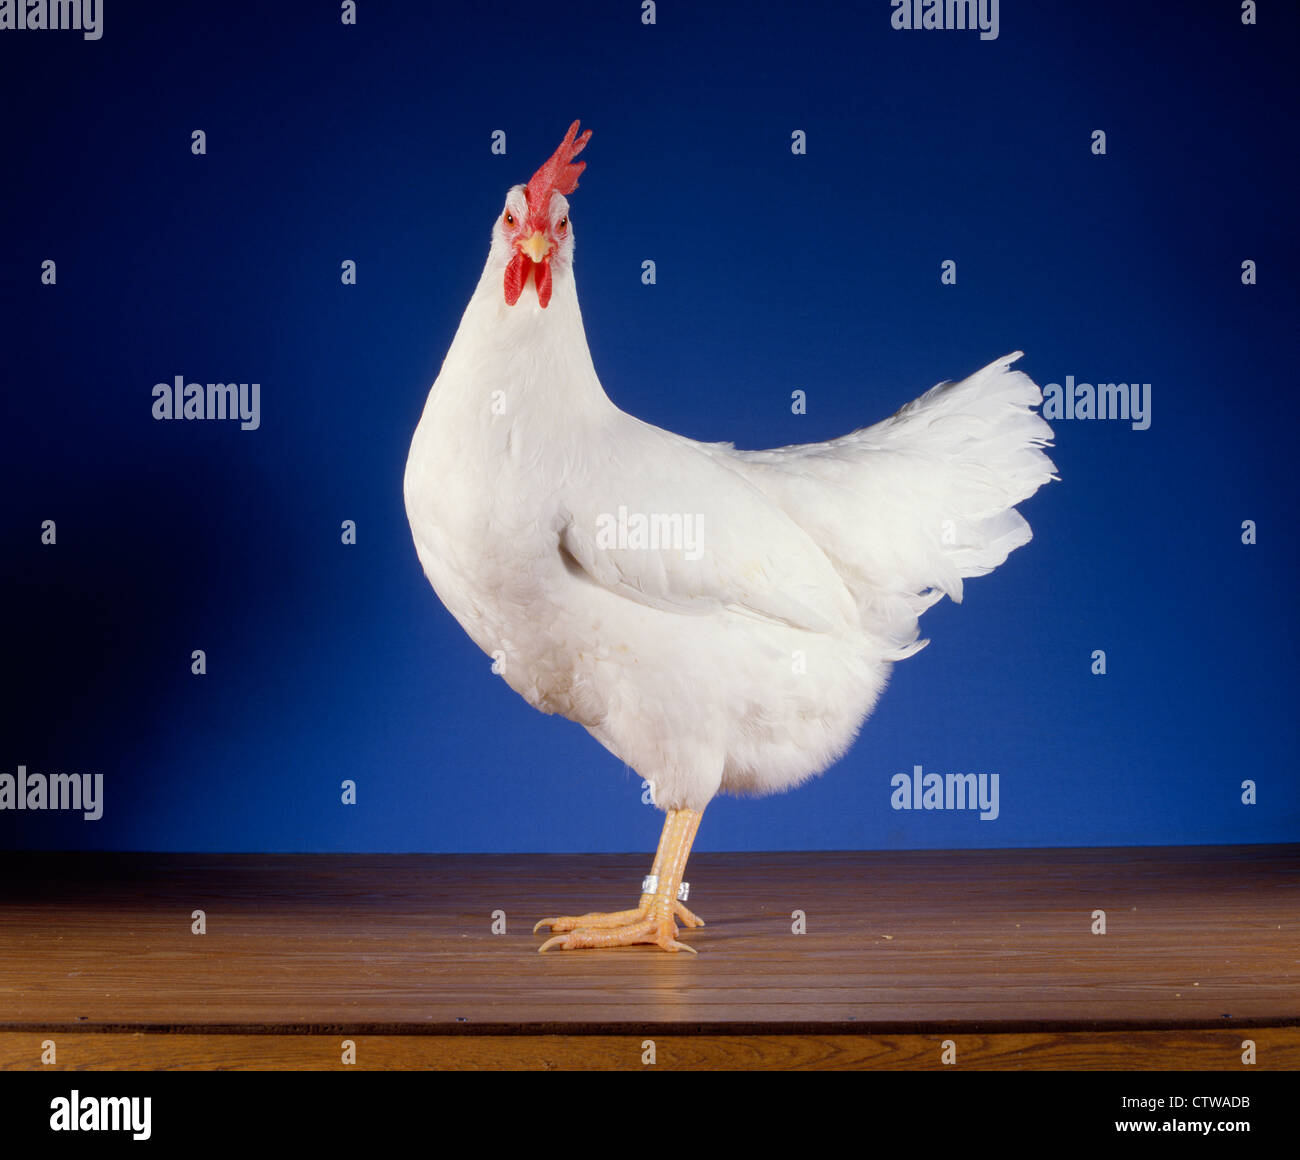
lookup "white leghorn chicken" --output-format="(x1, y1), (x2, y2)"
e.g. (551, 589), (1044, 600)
(404, 122), (1055, 953)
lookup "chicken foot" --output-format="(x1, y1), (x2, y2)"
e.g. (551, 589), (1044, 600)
(535, 807), (704, 952)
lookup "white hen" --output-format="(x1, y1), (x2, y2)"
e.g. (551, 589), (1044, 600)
(404, 122), (1055, 953)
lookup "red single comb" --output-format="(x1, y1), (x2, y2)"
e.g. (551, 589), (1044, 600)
(525, 120), (592, 220)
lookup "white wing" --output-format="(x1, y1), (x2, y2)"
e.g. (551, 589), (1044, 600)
(557, 418), (859, 636)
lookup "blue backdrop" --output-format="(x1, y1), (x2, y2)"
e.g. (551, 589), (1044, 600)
(2, 0), (1296, 853)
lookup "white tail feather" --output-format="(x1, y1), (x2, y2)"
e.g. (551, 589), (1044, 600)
(721, 353), (1057, 656)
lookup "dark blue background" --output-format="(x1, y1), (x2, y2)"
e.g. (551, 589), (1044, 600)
(3, 1), (1296, 852)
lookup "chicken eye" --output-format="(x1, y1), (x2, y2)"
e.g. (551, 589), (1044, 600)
(557, 216), (568, 234)
(504, 211), (516, 227)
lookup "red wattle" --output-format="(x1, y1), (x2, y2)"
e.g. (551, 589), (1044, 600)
(504, 252), (528, 306)
(535, 260), (553, 309)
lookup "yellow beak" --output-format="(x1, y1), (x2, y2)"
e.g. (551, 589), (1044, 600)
(520, 230), (550, 263)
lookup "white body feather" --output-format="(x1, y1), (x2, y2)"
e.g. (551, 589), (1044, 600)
(404, 218), (1055, 811)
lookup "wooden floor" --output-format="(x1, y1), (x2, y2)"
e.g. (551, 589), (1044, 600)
(1, 845), (1296, 1070)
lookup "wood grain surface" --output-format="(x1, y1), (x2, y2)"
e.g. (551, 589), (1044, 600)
(1, 846), (1295, 1069)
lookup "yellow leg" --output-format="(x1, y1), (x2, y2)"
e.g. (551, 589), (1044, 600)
(535, 808), (705, 953)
